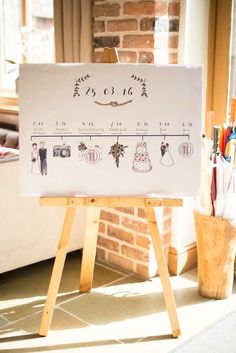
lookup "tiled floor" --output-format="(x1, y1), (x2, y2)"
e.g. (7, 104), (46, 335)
(0, 252), (236, 353)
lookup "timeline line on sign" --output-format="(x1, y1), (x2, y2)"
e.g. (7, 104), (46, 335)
(31, 133), (190, 139)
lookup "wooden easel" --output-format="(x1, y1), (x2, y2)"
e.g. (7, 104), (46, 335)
(39, 48), (182, 338)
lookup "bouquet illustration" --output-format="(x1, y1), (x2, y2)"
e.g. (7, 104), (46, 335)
(109, 142), (127, 168)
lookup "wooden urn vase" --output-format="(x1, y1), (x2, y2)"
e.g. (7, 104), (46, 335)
(194, 210), (236, 299)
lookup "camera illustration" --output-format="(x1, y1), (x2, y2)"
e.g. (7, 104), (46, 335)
(53, 143), (71, 158)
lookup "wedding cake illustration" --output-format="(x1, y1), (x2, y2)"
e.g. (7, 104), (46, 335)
(132, 142), (152, 173)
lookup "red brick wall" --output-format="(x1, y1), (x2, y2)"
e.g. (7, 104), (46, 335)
(92, 0), (179, 278)
(97, 206), (172, 277)
(93, 0), (180, 64)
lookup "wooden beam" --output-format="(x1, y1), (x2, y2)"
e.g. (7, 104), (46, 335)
(79, 207), (101, 293)
(206, 0), (217, 118)
(101, 47), (119, 63)
(39, 206), (76, 336)
(206, 0), (233, 125)
(40, 196), (183, 208)
(145, 207), (181, 337)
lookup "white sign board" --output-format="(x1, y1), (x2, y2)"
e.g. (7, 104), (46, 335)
(19, 64), (202, 197)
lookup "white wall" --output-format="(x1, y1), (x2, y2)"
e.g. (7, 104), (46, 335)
(172, 0), (210, 250)
(179, 0), (210, 63)
(171, 198), (197, 249)
(179, 0), (210, 114)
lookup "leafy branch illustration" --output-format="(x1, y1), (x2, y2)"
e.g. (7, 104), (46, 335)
(109, 142), (128, 168)
(131, 74), (148, 97)
(73, 74), (90, 97)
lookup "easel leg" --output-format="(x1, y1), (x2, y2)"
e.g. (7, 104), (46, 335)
(39, 206), (76, 336)
(80, 207), (101, 293)
(145, 207), (181, 338)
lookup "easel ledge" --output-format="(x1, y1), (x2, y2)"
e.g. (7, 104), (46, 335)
(40, 196), (183, 208)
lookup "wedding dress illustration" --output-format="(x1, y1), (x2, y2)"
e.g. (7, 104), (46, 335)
(160, 141), (174, 167)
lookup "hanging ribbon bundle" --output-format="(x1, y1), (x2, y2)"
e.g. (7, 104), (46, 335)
(200, 110), (236, 219)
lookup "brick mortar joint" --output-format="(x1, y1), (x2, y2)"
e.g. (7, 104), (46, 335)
(101, 207), (122, 216)
(93, 1), (180, 6)
(93, 1), (180, 4)
(102, 247), (150, 264)
(105, 247), (150, 264)
(97, 232), (153, 251)
(99, 228), (169, 247)
(94, 48), (154, 52)
(101, 207), (152, 224)
(94, 31), (156, 37)
(94, 0), (180, 2)
(97, 245), (152, 263)
(94, 15), (180, 21)
(98, 229), (136, 239)
(99, 220), (151, 236)
(100, 216), (172, 235)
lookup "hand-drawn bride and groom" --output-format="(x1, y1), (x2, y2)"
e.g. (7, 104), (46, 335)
(31, 141), (47, 175)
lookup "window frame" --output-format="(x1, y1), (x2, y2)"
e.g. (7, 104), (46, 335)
(0, 0), (28, 110)
(0, 0), (53, 112)
(206, 0), (233, 126)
